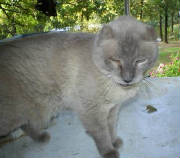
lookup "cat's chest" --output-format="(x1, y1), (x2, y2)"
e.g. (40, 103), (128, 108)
(70, 73), (138, 106)
(95, 81), (139, 105)
(106, 86), (138, 104)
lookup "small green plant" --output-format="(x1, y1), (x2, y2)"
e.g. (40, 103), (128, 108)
(150, 51), (180, 77)
(169, 24), (180, 40)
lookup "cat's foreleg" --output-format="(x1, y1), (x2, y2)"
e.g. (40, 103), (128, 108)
(79, 110), (119, 158)
(108, 105), (123, 149)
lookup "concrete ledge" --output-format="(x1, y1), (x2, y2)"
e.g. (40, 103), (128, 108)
(0, 77), (180, 158)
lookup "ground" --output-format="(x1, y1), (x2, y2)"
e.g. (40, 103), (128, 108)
(158, 40), (180, 65)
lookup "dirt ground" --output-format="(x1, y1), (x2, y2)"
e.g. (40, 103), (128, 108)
(159, 41), (180, 48)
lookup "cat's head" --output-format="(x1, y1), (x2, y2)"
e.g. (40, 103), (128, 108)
(93, 16), (158, 87)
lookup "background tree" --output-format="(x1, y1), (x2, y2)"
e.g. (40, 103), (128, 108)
(36, 0), (57, 16)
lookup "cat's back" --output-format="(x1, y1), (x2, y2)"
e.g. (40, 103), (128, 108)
(0, 31), (95, 136)
(0, 32), (95, 78)
(0, 31), (95, 99)
(0, 32), (65, 93)
(0, 31), (95, 57)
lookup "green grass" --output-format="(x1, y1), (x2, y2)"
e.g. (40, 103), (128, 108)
(149, 42), (180, 73)
(158, 47), (180, 65)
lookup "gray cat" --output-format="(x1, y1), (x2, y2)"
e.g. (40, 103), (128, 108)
(0, 16), (158, 158)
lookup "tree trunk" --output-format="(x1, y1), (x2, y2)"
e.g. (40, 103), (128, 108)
(124, 0), (130, 15)
(159, 14), (163, 41)
(36, 0), (57, 16)
(80, 12), (84, 31)
(140, 0), (144, 20)
(171, 12), (174, 32)
(164, 5), (168, 43)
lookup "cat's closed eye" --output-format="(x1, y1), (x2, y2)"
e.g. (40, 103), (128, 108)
(135, 59), (147, 65)
(109, 57), (122, 67)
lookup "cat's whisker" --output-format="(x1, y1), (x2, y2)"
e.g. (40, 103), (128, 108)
(144, 80), (152, 88)
(144, 78), (159, 90)
(142, 79), (151, 88)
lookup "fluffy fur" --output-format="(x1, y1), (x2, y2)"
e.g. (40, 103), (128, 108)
(0, 16), (158, 158)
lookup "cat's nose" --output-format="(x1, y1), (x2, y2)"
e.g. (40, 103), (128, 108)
(124, 79), (132, 83)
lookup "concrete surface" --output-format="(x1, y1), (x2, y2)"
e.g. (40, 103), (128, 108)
(0, 77), (180, 158)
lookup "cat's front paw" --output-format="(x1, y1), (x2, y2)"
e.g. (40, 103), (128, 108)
(103, 149), (119, 158)
(37, 131), (51, 143)
(113, 137), (123, 149)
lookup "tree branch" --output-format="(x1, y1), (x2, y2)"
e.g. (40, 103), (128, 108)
(0, 2), (34, 16)
(0, 2), (30, 12)
(0, 5), (10, 19)
(0, 5), (34, 16)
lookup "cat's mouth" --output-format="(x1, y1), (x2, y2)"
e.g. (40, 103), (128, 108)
(119, 83), (132, 88)
(119, 82), (138, 88)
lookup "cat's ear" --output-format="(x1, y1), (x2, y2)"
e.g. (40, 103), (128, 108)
(98, 25), (114, 43)
(145, 25), (157, 41)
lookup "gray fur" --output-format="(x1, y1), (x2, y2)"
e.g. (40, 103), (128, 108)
(0, 16), (158, 158)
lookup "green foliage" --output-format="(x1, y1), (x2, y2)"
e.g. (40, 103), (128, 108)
(150, 52), (180, 77)
(0, 0), (180, 41)
(0, 0), (52, 39)
(0, 0), (112, 39)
